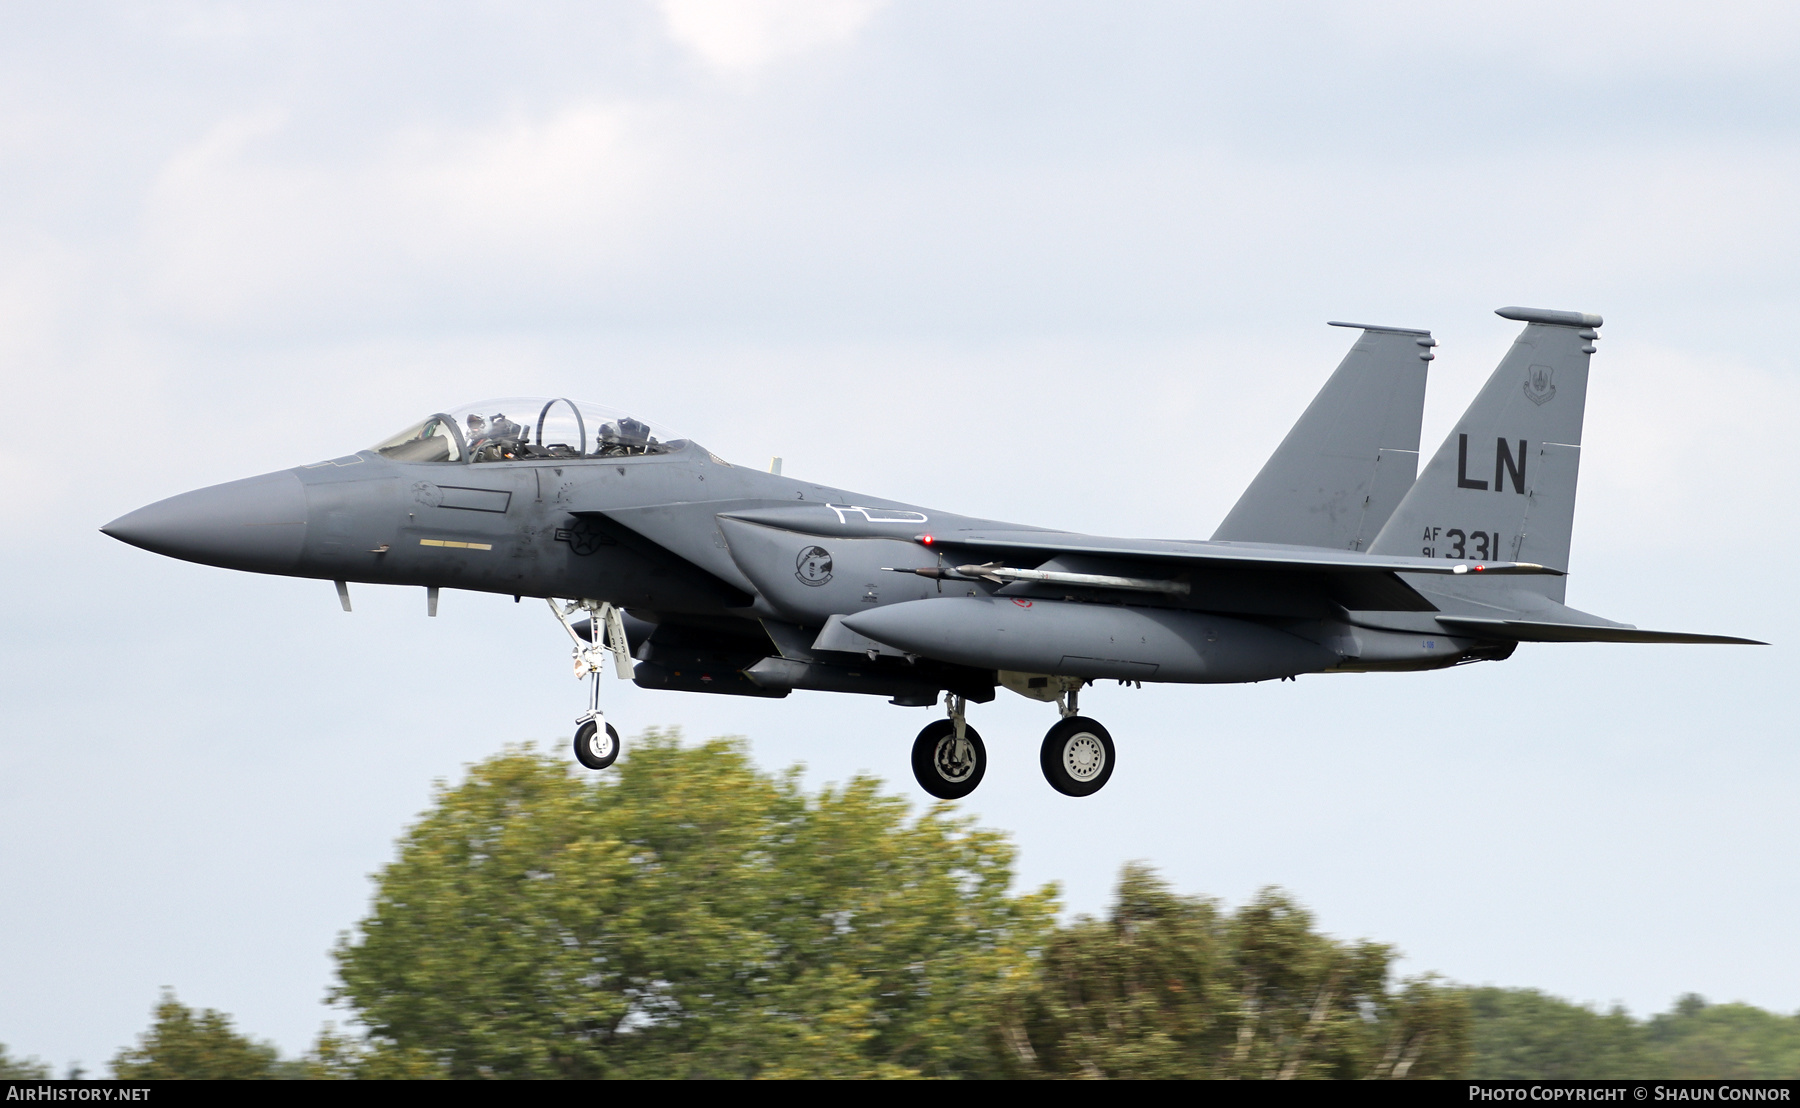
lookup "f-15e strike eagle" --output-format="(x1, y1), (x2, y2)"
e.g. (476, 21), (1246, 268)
(103, 307), (1759, 800)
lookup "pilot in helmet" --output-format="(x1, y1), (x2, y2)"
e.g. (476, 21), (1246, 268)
(489, 412), (522, 441)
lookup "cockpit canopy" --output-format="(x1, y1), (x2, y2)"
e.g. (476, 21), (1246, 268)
(373, 398), (685, 464)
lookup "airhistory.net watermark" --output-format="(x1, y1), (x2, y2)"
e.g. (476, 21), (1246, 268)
(5, 1089), (150, 1102)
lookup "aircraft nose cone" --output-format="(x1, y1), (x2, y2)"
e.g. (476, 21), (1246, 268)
(102, 470), (307, 573)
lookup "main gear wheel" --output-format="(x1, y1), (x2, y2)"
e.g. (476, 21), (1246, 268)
(1040, 716), (1114, 796)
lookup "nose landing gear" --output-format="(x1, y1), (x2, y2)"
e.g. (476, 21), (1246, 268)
(550, 598), (634, 771)
(911, 693), (986, 800)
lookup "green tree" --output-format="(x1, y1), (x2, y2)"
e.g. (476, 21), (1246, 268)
(0, 1044), (51, 1079)
(1644, 994), (1800, 1078)
(1466, 989), (1800, 1079)
(1466, 988), (1650, 1077)
(296, 1026), (447, 1079)
(110, 991), (281, 1079)
(1020, 863), (1233, 1078)
(1019, 864), (1468, 1079)
(330, 732), (1057, 1079)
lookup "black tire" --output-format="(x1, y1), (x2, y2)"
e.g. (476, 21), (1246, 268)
(910, 718), (986, 800)
(573, 720), (621, 770)
(1040, 716), (1115, 797)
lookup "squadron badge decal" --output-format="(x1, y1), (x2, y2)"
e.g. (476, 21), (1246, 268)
(1524, 363), (1556, 406)
(795, 545), (834, 587)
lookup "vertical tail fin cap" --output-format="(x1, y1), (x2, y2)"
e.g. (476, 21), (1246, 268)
(1496, 306), (1603, 328)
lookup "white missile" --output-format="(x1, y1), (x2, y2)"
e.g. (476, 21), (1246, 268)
(883, 562), (1189, 596)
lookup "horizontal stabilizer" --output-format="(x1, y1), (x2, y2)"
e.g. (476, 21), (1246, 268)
(1435, 616), (1764, 645)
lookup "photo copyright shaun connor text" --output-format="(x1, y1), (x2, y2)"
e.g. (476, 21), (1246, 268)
(1471, 1088), (1792, 1102)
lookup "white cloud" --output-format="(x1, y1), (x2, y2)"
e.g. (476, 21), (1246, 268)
(1327, 1), (1800, 77)
(657, 0), (887, 76)
(0, 250), (80, 513)
(1582, 339), (1798, 516)
(390, 104), (662, 253)
(140, 103), (666, 325)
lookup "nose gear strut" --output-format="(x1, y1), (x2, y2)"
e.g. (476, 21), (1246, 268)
(549, 598), (634, 770)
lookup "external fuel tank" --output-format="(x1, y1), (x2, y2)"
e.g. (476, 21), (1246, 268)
(840, 596), (1340, 683)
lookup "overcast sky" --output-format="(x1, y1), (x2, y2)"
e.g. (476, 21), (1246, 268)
(3, 0), (1797, 1072)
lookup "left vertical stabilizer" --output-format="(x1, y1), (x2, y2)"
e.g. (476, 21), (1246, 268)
(1212, 322), (1433, 550)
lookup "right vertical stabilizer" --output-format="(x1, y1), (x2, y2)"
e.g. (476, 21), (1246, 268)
(1212, 322), (1434, 551)
(1369, 307), (1602, 602)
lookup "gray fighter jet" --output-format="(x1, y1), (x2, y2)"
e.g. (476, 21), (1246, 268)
(102, 307), (1759, 799)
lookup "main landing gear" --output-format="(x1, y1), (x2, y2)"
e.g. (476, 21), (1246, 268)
(1039, 684), (1114, 797)
(549, 598), (634, 771)
(911, 694), (986, 800)
(905, 683), (1117, 799)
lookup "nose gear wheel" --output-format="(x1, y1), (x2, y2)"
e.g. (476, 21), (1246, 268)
(910, 718), (987, 800)
(574, 719), (621, 770)
(1040, 716), (1115, 797)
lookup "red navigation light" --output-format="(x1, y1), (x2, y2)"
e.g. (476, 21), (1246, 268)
(920, 534), (934, 545)
(1473, 564), (1485, 572)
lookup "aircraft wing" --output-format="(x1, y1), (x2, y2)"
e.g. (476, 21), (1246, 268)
(1433, 617), (1765, 645)
(925, 529), (1559, 577)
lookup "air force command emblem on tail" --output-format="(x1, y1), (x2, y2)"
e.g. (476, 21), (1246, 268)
(1524, 363), (1556, 406)
(796, 545), (834, 587)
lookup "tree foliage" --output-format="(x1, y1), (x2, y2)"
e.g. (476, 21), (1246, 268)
(0, 1044), (51, 1079)
(1646, 995), (1800, 1078)
(1015, 864), (1468, 1078)
(1470, 988), (1800, 1079)
(294, 1026), (447, 1080)
(327, 736), (1466, 1079)
(92, 734), (1800, 1080)
(330, 732), (1056, 1078)
(1467, 987), (1648, 1078)
(109, 991), (281, 1079)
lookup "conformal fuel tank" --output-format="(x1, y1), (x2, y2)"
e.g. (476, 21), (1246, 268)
(839, 597), (1339, 683)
